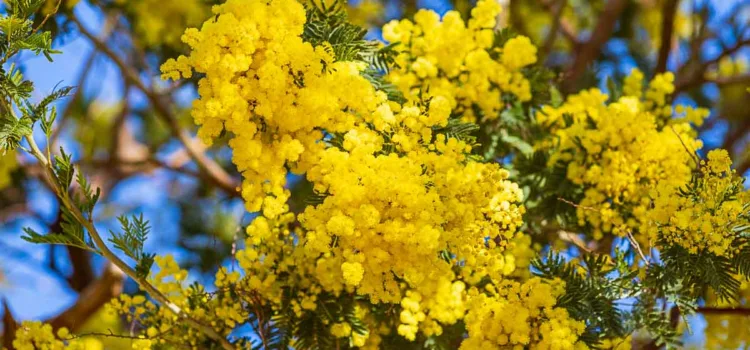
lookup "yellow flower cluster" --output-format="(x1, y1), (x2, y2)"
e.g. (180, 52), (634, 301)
(599, 336), (633, 350)
(237, 212), (331, 314)
(115, 0), (209, 48)
(460, 278), (587, 349)
(232, 97), (526, 338)
(301, 121), (525, 301)
(624, 69), (707, 126)
(11, 321), (93, 350)
(539, 70), (708, 239)
(0, 150), (17, 190)
(161, 0), (388, 218)
(506, 233), (537, 280)
(106, 255), (244, 348)
(383, 1), (537, 122)
(156, 0), (587, 345)
(649, 149), (749, 255)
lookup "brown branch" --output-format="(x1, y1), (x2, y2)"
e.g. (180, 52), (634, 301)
(66, 245), (96, 293)
(698, 306), (750, 315)
(2, 299), (19, 350)
(557, 230), (593, 252)
(721, 119), (750, 152)
(47, 263), (125, 332)
(655, 0), (680, 73)
(31, 0), (62, 34)
(557, 197), (596, 211)
(69, 15), (240, 196)
(64, 327), (191, 349)
(540, 0), (568, 60)
(626, 230), (650, 265)
(563, 0), (628, 92)
(710, 73), (750, 86)
(675, 38), (750, 92)
(35, 212), (97, 293)
(508, 0), (529, 38)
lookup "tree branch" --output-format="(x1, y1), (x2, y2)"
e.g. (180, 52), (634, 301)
(563, 0), (628, 92)
(710, 73), (750, 86)
(508, 0), (529, 38)
(2, 299), (19, 350)
(675, 38), (750, 92)
(47, 263), (125, 332)
(23, 134), (236, 350)
(655, 0), (680, 73)
(540, 0), (568, 60)
(697, 306), (750, 315)
(69, 15), (239, 196)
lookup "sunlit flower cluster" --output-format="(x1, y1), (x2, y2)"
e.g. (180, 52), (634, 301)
(106, 255), (246, 348)
(538, 70), (708, 240)
(383, 0), (537, 122)
(161, 0), (388, 218)
(460, 278), (587, 349)
(159, 0), (568, 345)
(13, 322), (75, 350)
(648, 149), (749, 256)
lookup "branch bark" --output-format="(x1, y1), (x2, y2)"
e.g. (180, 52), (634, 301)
(563, 0), (628, 92)
(23, 134), (236, 350)
(675, 38), (750, 92)
(2, 299), (18, 350)
(655, 0), (680, 73)
(697, 306), (750, 315)
(69, 15), (239, 196)
(540, 0), (568, 60)
(47, 263), (125, 332)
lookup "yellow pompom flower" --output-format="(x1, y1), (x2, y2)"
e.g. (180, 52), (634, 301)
(383, 0), (537, 123)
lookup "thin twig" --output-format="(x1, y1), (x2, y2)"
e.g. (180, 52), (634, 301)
(557, 197), (596, 211)
(669, 125), (701, 167)
(23, 135), (235, 350)
(675, 38), (750, 92)
(64, 327), (191, 349)
(31, 0), (62, 35)
(626, 230), (650, 265)
(69, 14), (239, 196)
(563, 0), (628, 92)
(558, 230), (593, 252)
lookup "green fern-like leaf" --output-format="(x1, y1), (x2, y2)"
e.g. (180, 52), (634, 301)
(0, 114), (32, 151)
(0, 63), (34, 101)
(109, 213), (151, 262)
(22, 208), (98, 252)
(5, 0), (47, 19)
